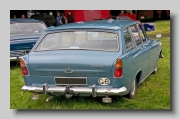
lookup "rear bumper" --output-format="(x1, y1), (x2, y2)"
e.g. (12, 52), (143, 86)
(10, 57), (18, 61)
(21, 83), (128, 97)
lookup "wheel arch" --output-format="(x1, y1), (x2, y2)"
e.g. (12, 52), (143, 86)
(159, 49), (164, 58)
(135, 70), (142, 85)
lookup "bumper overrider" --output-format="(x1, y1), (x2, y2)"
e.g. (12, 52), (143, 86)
(21, 83), (127, 97)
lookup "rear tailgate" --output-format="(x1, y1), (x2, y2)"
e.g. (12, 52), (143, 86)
(27, 50), (121, 86)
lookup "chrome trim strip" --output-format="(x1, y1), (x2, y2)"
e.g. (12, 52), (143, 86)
(21, 85), (127, 96)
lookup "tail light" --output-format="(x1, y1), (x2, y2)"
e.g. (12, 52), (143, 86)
(114, 58), (123, 78)
(19, 57), (29, 76)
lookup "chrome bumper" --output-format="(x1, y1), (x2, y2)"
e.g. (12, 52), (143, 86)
(21, 84), (127, 97)
(10, 57), (18, 61)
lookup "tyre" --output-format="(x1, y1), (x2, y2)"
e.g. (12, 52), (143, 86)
(125, 78), (137, 99)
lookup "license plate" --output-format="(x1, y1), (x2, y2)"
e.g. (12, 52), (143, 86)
(54, 77), (87, 85)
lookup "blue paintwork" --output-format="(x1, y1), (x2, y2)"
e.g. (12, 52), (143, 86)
(21, 19), (162, 96)
(10, 18), (47, 59)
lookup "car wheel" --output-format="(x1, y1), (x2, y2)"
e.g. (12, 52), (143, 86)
(125, 78), (137, 99)
(152, 65), (158, 74)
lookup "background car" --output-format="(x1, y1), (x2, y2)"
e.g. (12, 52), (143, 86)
(10, 18), (47, 61)
(20, 19), (163, 103)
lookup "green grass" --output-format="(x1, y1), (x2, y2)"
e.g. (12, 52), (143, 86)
(146, 20), (170, 36)
(10, 20), (170, 109)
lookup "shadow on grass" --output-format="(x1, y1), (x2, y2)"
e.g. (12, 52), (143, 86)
(44, 95), (129, 109)
(10, 61), (20, 68)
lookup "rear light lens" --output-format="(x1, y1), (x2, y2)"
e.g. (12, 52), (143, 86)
(114, 58), (123, 78)
(19, 57), (29, 76)
(114, 67), (122, 77)
(22, 67), (29, 75)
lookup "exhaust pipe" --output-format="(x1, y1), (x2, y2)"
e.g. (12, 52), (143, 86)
(65, 93), (73, 99)
(65, 85), (73, 99)
(102, 95), (112, 103)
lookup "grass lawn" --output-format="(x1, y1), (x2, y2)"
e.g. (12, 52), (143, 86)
(10, 20), (170, 109)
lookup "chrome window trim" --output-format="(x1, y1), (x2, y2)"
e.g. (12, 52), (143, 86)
(129, 24), (143, 46)
(122, 26), (136, 53)
(135, 23), (147, 43)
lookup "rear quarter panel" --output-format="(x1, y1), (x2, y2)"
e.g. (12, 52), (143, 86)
(148, 38), (162, 73)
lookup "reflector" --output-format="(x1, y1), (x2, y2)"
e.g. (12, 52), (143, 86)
(115, 58), (122, 68)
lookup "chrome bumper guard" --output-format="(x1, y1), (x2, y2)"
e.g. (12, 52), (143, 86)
(21, 83), (127, 97)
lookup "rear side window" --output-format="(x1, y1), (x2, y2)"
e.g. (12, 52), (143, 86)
(136, 24), (146, 42)
(123, 28), (135, 52)
(129, 25), (143, 45)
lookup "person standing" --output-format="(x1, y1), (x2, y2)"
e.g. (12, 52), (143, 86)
(21, 14), (25, 19)
(13, 15), (16, 19)
(56, 12), (61, 26)
(120, 10), (125, 15)
(60, 13), (67, 25)
(126, 10), (132, 14)
(67, 12), (74, 23)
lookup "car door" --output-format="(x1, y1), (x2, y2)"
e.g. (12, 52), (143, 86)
(121, 27), (142, 85)
(135, 23), (151, 80)
(128, 24), (150, 81)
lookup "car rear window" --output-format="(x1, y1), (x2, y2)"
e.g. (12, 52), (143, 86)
(35, 31), (119, 52)
(10, 22), (46, 35)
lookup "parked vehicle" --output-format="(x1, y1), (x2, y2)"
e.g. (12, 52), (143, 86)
(20, 19), (163, 103)
(30, 12), (56, 27)
(10, 18), (47, 61)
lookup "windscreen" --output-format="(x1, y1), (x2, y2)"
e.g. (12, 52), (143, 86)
(10, 22), (46, 35)
(35, 31), (119, 52)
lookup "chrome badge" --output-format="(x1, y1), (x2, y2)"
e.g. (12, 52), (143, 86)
(64, 68), (73, 73)
(67, 68), (71, 72)
(98, 78), (110, 85)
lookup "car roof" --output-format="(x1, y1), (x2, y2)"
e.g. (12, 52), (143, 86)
(46, 19), (140, 31)
(10, 18), (44, 23)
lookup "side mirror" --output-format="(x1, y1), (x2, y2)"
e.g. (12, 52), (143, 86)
(156, 34), (162, 38)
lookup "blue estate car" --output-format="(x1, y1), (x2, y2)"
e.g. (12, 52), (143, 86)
(20, 19), (163, 103)
(10, 18), (47, 61)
